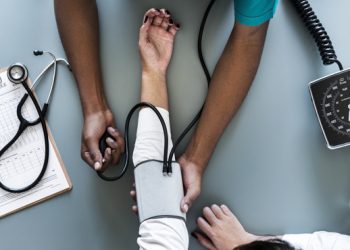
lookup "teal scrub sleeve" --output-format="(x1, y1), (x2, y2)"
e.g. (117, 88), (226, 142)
(234, 0), (278, 26)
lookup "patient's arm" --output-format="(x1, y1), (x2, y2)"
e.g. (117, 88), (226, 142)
(133, 9), (188, 250)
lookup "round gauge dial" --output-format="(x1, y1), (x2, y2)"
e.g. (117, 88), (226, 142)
(322, 77), (350, 135)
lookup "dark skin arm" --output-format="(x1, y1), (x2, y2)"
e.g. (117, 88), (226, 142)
(54, 0), (124, 171)
(179, 22), (269, 212)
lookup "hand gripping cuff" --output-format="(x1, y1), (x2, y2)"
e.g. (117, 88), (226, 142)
(134, 160), (186, 223)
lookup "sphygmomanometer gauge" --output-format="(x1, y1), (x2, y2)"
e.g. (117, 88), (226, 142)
(310, 69), (350, 149)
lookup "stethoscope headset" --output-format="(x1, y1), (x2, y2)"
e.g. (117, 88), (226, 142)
(0, 51), (70, 193)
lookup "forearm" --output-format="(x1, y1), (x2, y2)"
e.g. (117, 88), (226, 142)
(185, 22), (269, 168)
(141, 71), (168, 110)
(54, 0), (107, 116)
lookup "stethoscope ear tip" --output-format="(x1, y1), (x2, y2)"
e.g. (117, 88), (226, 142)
(33, 50), (43, 56)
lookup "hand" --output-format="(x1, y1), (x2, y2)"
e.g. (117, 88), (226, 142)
(178, 154), (204, 213)
(81, 109), (125, 171)
(193, 205), (257, 250)
(139, 8), (180, 75)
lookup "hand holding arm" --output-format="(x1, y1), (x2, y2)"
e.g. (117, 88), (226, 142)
(180, 22), (270, 212)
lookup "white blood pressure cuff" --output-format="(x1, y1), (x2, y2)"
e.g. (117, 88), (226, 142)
(134, 160), (186, 223)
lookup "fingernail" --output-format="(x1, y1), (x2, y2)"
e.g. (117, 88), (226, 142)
(106, 148), (112, 154)
(169, 18), (174, 24)
(183, 204), (189, 213)
(102, 158), (106, 163)
(191, 232), (198, 239)
(94, 162), (101, 171)
(144, 16), (148, 23)
(106, 137), (114, 143)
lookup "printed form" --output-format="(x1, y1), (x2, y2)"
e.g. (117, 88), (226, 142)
(0, 70), (72, 218)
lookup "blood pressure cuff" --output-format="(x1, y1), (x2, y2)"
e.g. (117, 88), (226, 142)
(134, 160), (186, 223)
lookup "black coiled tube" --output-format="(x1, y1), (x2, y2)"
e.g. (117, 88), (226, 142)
(291, 0), (343, 70)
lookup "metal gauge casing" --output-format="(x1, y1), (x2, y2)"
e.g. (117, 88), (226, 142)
(309, 69), (350, 149)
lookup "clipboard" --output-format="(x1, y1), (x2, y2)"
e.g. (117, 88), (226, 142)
(0, 67), (72, 218)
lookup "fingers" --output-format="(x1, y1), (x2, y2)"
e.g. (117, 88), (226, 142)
(107, 127), (125, 153)
(211, 204), (224, 220)
(143, 8), (159, 25)
(105, 127), (125, 165)
(106, 137), (118, 149)
(130, 190), (136, 202)
(161, 17), (171, 30)
(81, 150), (94, 167)
(219, 204), (244, 228)
(105, 138), (121, 165)
(152, 9), (165, 26)
(103, 147), (112, 168)
(140, 8), (159, 45)
(141, 8), (180, 36)
(192, 232), (215, 250)
(203, 207), (218, 225)
(220, 204), (235, 218)
(180, 183), (200, 213)
(197, 217), (212, 238)
(130, 183), (138, 215)
(132, 205), (138, 214)
(168, 23), (180, 36)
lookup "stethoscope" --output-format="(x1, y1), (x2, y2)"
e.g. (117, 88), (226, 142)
(0, 50), (70, 193)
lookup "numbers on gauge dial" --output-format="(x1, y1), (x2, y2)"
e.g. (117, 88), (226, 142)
(322, 77), (350, 135)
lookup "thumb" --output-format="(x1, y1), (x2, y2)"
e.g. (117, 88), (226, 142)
(86, 138), (103, 171)
(192, 232), (215, 250)
(181, 182), (201, 213)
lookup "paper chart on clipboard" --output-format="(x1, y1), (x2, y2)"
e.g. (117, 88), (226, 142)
(0, 68), (72, 218)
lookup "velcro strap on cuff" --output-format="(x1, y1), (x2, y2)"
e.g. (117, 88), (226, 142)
(134, 160), (186, 223)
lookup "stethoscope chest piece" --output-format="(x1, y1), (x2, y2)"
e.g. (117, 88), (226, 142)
(8, 63), (28, 84)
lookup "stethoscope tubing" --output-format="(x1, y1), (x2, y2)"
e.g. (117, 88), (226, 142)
(0, 81), (49, 193)
(0, 53), (70, 192)
(97, 102), (170, 181)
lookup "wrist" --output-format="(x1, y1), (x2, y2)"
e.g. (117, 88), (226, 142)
(183, 140), (211, 170)
(181, 150), (207, 176)
(75, 77), (109, 117)
(142, 69), (166, 82)
(82, 98), (109, 117)
(246, 233), (259, 244)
